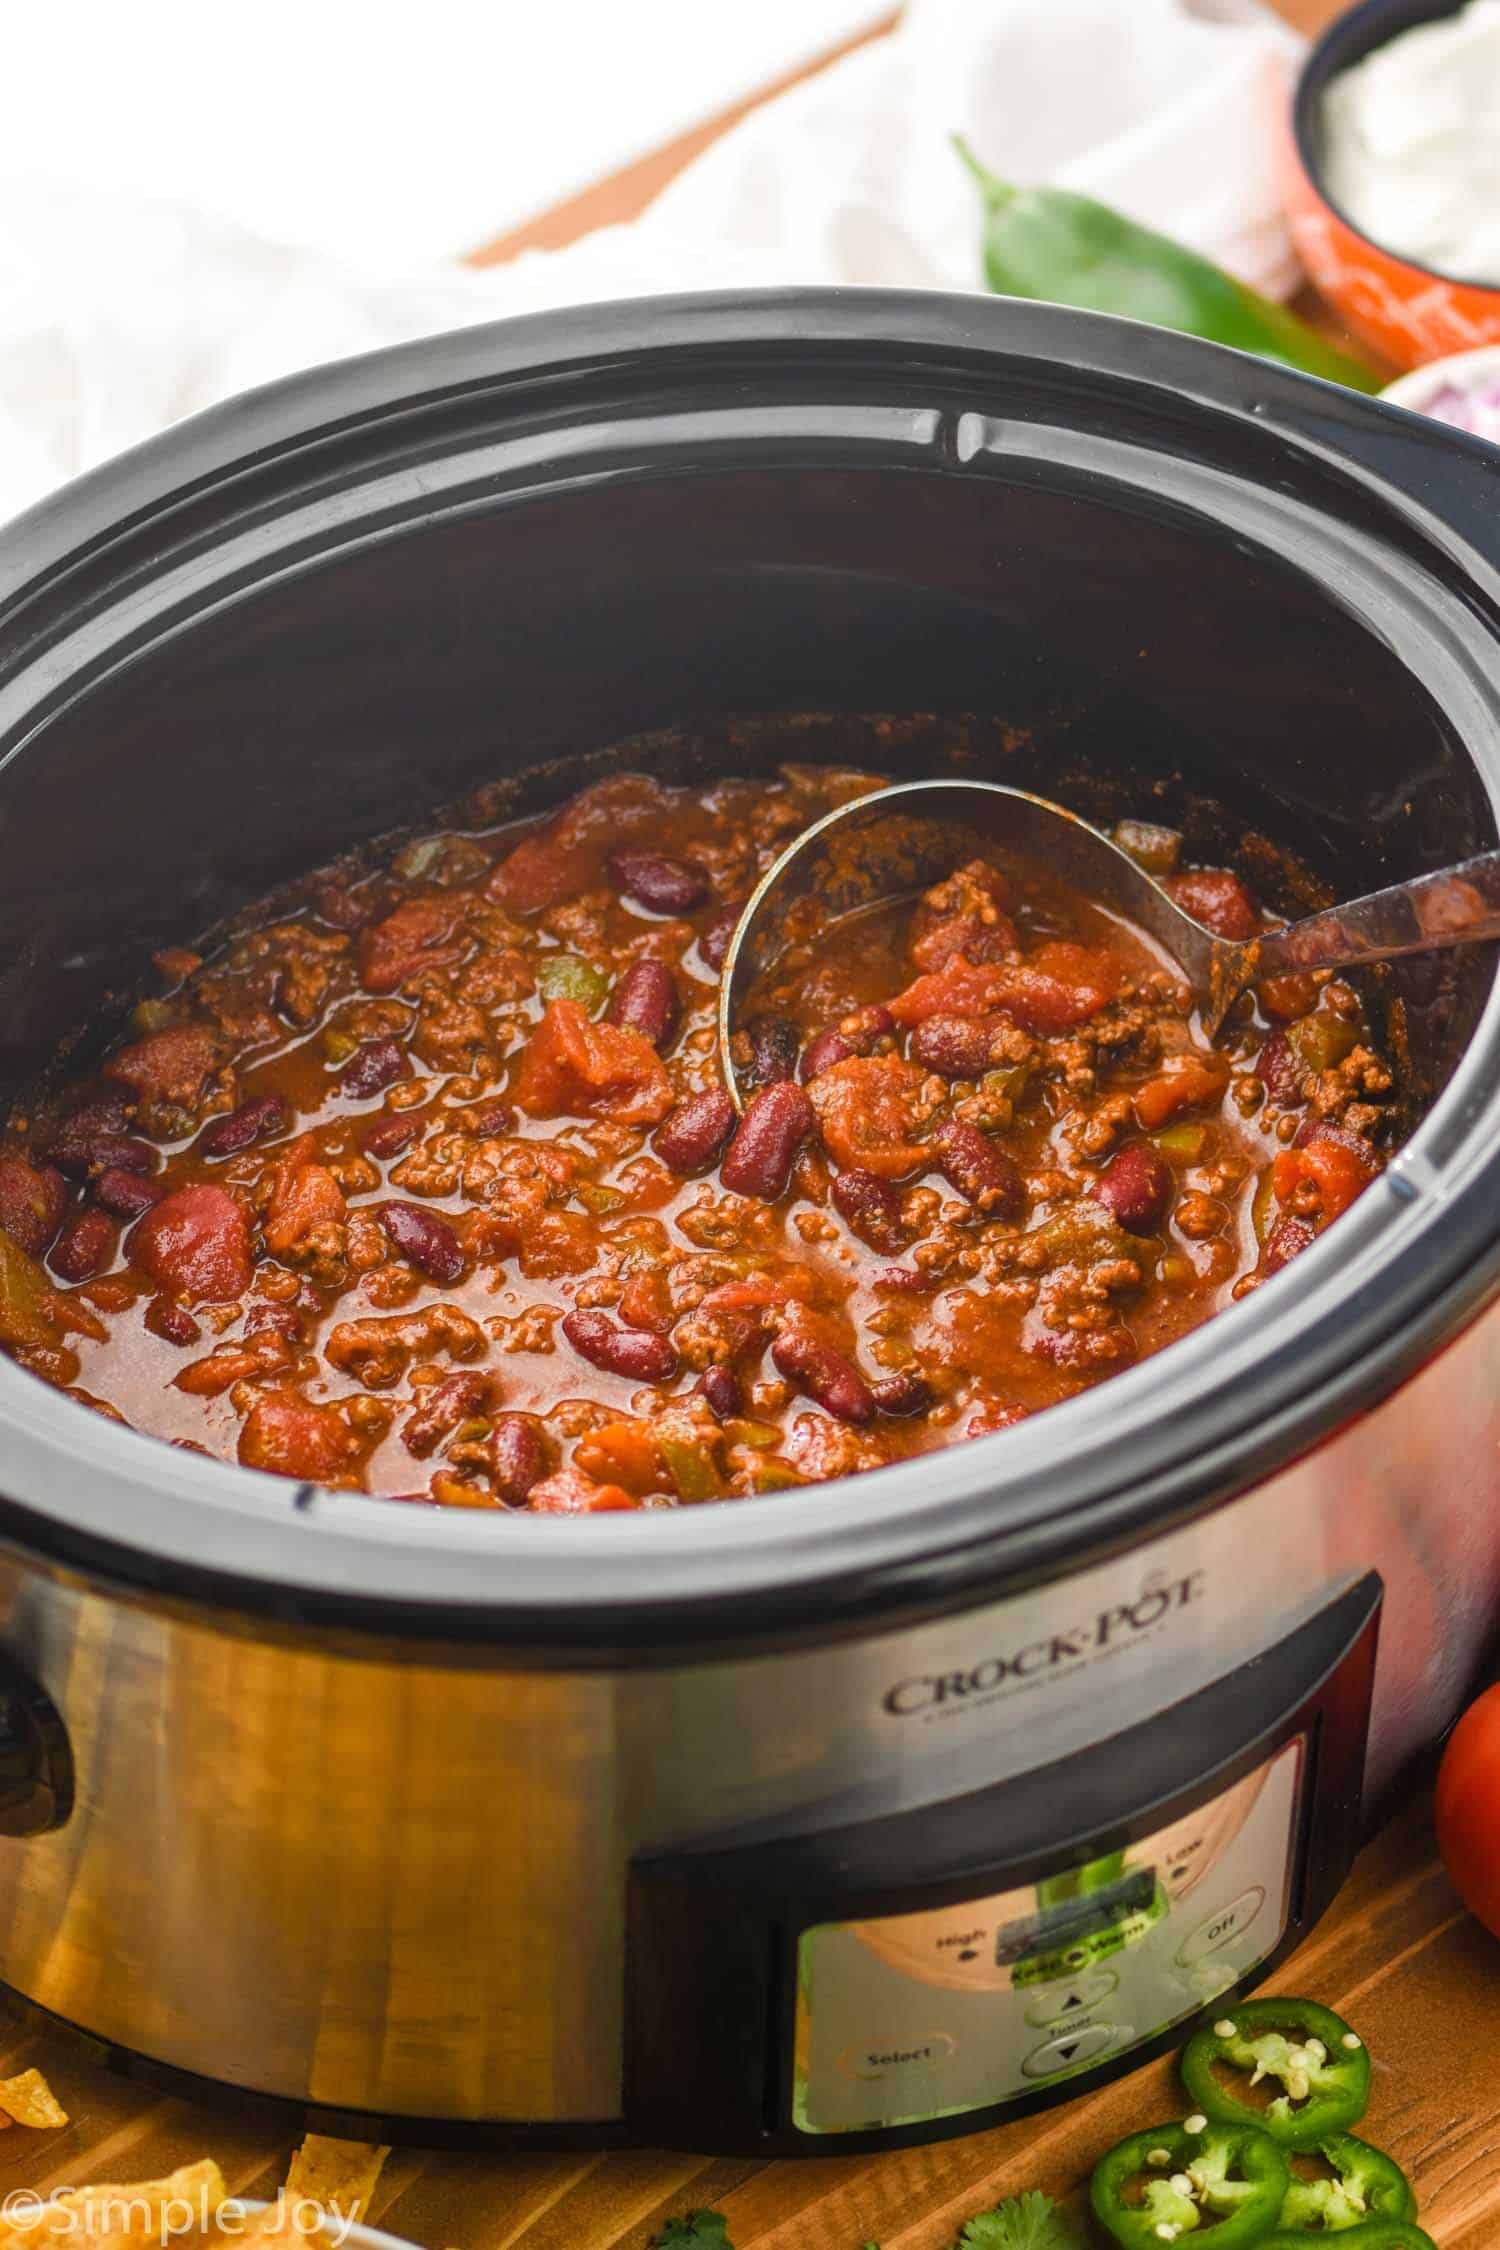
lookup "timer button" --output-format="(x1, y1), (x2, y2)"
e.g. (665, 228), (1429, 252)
(1020, 2022), (1125, 2078)
(1023, 1968), (1119, 2027)
(1177, 1886), (1267, 1966)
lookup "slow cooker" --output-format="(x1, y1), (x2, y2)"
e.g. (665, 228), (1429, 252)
(0, 292), (1498, 2154)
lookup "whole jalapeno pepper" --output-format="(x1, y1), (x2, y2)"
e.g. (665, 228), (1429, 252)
(1180, 1998), (1372, 2149)
(1091, 2118), (1289, 2248)
(954, 138), (1382, 396)
(1278, 2132), (1416, 2231)
(1261, 2228), (1435, 2249)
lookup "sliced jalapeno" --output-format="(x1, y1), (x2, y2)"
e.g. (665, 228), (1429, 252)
(1280, 2133), (1416, 2230)
(1091, 2118), (1289, 2247)
(1261, 2226), (1435, 2248)
(1180, 1998), (1371, 2149)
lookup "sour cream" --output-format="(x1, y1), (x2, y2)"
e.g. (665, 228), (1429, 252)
(1320, 0), (1500, 284)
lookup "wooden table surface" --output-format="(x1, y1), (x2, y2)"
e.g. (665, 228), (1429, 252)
(0, 1796), (1492, 2248)
(4, 2), (1468, 2244)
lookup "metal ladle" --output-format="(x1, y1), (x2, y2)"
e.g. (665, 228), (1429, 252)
(717, 779), (1500, 1109)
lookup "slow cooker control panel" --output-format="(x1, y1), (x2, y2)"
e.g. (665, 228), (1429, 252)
(627, 1575), (1380, 2154)
(793, 1735), (1299, 2133)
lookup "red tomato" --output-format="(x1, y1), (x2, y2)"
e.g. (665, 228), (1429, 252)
(132, 1187), (252, 1306)
(511, 1000), (673, 1127)
(1436, 1683), (1500, 1938)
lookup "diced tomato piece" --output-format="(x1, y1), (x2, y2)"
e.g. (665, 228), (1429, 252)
(1163, 868), (1260, 941)
(105, 1024), (225, 1111)
(700, 1270), (821, 1312)
(238, 1391), (364, 1483)
(888, 959), (1013, 1026)
(990, 943), (1123, 1034)
(1258, 971), (1321, 1022)
(807, 1055), (937, 1180)
(356, 897), (464, 994)
(132, 1186), (252, 1305)
(889, 944), (1120, 1034)
(1132, 1052), (1230, 1129)
(263, 1134), (346, 1258)
(573, 1419), (667, 1495)
(487, 832), (597, 914)
(1273, 1129), (1380, 1223)
(511, 1000), (673, 1127)
(527, 1466), (641, 1514)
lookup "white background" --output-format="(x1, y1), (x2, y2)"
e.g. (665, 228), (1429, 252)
(2, 0), (888, 262)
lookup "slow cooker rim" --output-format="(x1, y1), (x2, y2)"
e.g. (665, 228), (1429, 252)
(3, 286), (1500, 1652)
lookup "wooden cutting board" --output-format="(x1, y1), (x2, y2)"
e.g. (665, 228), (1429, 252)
(0, 1796), (1491, 2247)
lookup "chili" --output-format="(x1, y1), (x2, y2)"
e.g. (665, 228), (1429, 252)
(0, 764), (1399, 1510)
(1279, 2133), (1416, 2230)
(1180, 1999), (1373, 2150)
(1090, 2118), (1290, 2247)
(954, 138), (1382, 394)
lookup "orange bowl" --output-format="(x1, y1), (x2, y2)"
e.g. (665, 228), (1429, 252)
(1282, 0), (1500, 373)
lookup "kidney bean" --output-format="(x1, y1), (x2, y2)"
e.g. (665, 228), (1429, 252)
(909, 1015), (996, 1079)
(49, 1208), (116, 1284)
(871, 1264), (930, 1294)
(698, 904), (742, 972)
(800, 1028), (853, 1083)
(562, 1308), (679, 1383)
(57, 1091), (135, 1137)
(45, 1127), (155, 1180)
(1264, 1214), (1318, 1273)
(92, 1166), (166, 1220)
(1256, 1030), (1305, 1108)
(341, 1037), (410, 1099)
(696, 1364), (740, 1420)
(607, 959), (680, 1049)
(362, 1111), (423, 1161)
(653, 1087), (737, 1176)
(380, 1201), (465, 1285)
(245, 1302), (303, 1344)
(744, 1015), (802, 1088)
(607, 850), (711, 914)
(1093, 1142), (1172, 1235)
(1163, 867), (1260, 940)
(145, 1296), (201, 1345)
(933, 1116), (1024, 1215)
(488, 1414), (548, 1505)
(198, 1092), (290, 1159)
(771, 1329), (874, 1425)
(0, 1157), (68, 1258)
(722, 1082), (813, 1201)
(456, 1098), (516, 1138)
(872, 1368), (933, 1418)
(831, 1167), (909, 1253)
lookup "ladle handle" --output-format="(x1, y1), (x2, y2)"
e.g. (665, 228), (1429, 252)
(1256, 847), (1500, 980)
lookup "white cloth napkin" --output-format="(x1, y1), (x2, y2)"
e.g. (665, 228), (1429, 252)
(0, 0), (1301, 524)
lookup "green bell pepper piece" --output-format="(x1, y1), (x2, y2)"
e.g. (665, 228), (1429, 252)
(1181, 1998), (1371, 2150)
(1280, 2133), (1415, 2230)
(1261, 2228), (1435, 2249)
(537, 952), (610, 1012)
(1091, 2119), (1289, 2247)
(955, 139), (1382, 395)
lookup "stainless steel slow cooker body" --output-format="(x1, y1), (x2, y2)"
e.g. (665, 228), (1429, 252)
(0, 293), (1499, 2145)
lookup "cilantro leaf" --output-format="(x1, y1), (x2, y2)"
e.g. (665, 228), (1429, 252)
(958, 2190), (1083, 2250)
(653, 2214), (735, 2250)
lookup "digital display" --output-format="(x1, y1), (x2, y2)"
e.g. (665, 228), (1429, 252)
(993, 1866), (1159, 1968)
